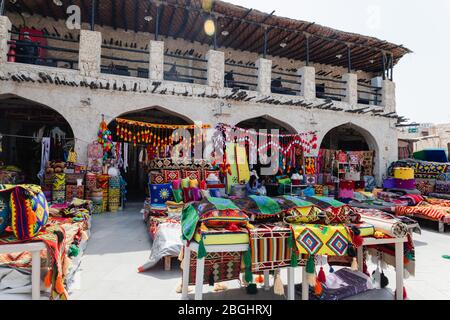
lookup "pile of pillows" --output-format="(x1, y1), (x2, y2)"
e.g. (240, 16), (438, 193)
(149, 177), (223, 206)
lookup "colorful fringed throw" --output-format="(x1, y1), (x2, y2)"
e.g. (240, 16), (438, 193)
(0, 222), (69, 300)
(291, 224), (353, 256)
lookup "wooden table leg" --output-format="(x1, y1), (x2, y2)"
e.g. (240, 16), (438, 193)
(181, 246), (190, 300)
(164, 256), (172, 271)
(301, 266), (309, 301)
(264, 270), (270, 291)
(357, 246), (364, 272)
(195, 257), (205, 300)
(439, 221), (445, 233)
(31, 250), (40, 301)
(287, 267), (295, 300)
(395, 242), (404, 300)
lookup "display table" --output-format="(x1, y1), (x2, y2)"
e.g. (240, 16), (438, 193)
(0, 242), (46, 300)
(297, 236), (407, 301)
(181, 241), (299, 300)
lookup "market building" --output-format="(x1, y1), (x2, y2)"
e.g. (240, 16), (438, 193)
(0, 0), (409, 190)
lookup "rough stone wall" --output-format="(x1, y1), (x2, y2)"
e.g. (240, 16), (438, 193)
(0, 16), (12, 65)
(79, 30), (101, 77)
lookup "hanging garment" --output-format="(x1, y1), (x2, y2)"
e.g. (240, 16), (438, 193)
(123, 143), (129, 173)
(37, 137), (51, 184)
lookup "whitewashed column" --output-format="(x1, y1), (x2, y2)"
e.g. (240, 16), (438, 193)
(298, 66), (316, 100)
(79, 30), (101, 77)
(206, 50), (224, 89)
(0, 16), (12, 65)
(256, 58), (272, 95)
(381, 79), (396, 113)
(342, 73), (358, 106)
(149, 40), (164, 80)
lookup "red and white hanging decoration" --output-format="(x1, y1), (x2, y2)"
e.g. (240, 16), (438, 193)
(216, 123), (318, 154)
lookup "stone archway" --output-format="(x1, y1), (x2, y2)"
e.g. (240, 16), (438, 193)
(318, 122), (381, 183)
(236, 115), (297, 134)
(0, 94), (75, 183)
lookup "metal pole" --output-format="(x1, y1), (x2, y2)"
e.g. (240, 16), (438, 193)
(213, 21), (217, 50)
(347, 46), (352, 73)
(263, 28), (268, 58)
(90, 0), (96, 31)
(381, 53), (386, 80)
(391, 54), (394, 81)
(1, 0), (6, 16)
(305, 34), (310, 66)
(155, 4), (160, 41)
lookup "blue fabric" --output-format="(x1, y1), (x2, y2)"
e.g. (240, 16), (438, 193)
(209, 189), (222, 198)
(303, 187), (315, 197)
(149, 184), (173, 204)
(246, 181), (262, 195)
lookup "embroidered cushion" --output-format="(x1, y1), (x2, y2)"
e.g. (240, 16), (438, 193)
(163, 170), (181, 183)
(191, 188), (202, 202)
(172, 179), (181, 190)
(149, 172), (165, 185)
(285, 206), (321, 224)
(324, 206), (352, 225)
(173, 189), (183, 203)
(183, 187), (193, 203)
(181, 177), (190, 189)
(435, 181), (450, 195)
(189, 179), (199, 188)
(183, 170), (201, 181)
(10, 185), (49, 240)
(0, 191), (11, 234)
(149, 184), (173, 205)
(200, 209), (249, 228)
(203, 170), (220, 181)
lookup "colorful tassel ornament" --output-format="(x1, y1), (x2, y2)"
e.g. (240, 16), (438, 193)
(317, 267), (327, 283)
(273, 270), (285, 296)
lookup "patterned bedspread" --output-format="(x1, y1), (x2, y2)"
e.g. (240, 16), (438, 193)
(394, 202), (450, 222)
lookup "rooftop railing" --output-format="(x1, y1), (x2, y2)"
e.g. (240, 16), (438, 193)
(315, 76), (347, 101)
(357, 83), (382, 105)
(7, 30), (79, 70)
(224, 61), (258, 91)
(163, 52), (207, 85)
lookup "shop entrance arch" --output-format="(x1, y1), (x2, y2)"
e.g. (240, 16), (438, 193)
(319, 123), (379, 185)
(108, 106), (194, 201)
(0, 94), (74, 184)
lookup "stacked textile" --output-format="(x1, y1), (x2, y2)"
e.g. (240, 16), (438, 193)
(97, 175), (109, 212)
(108, 176), (121, 212)
(52, 174), (66, 204)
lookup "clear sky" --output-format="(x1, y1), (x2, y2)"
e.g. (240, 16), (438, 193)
(230, 0), (450, 124)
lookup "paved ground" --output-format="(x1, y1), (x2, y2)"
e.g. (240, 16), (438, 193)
(70, 202), (450, 300)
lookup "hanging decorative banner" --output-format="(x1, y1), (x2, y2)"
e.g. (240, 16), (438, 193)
(115, 118), (211, 130)
(216, 123), (318, 154)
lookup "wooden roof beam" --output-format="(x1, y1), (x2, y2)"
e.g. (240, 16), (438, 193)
(229, 10), (275, 50)
(220, 8), (255, 48)
(165, 1), (179, 37)
(111, 0), (117, 30)
(173, 0), (191, 39)
(121, 0), (128, 31)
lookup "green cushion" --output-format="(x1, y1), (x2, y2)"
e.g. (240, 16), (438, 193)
(173, 189), (183, 203)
